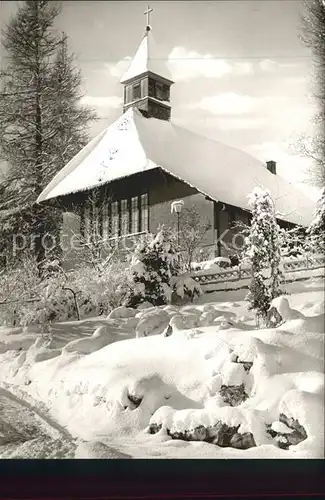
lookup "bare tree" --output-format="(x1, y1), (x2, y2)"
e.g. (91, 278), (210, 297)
(295, 0), (325, 186)
(178, 206), (211, 272)
(64, 186), (120, 273)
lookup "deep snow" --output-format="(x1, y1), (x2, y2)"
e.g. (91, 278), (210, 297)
(0, 277), (323, 459)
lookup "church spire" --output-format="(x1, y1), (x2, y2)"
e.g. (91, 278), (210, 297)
(120, 6), (174, 121)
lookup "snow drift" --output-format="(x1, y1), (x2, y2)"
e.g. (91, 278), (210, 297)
(0, 279), (323, 459)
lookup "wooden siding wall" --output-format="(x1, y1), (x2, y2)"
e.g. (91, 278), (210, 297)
(148, 170), (215, 247)
(58, 168), (297, 267)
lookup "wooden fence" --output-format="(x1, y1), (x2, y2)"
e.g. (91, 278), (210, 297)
(191, 255), (325, 292)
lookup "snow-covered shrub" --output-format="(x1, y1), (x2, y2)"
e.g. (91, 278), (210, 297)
(18, 260), (85, 326)
(125, 229), (180, 307)
(72, 260), (131, 317)
(171, 273), (202, 302)
(306, 188), (325, 254)
(0, 256), (42, 326)
(0, 257), (82, 327)
(279, 226), (306, 259)
(0, 255), (131, 326)
(245, 188), (284, 326)
(19, 274), (75, 327)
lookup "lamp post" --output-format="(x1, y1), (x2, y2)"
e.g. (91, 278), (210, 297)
(171, 200), (184, 246)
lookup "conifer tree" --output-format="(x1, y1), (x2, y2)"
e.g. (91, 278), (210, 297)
(43, 32), (96, 181)
(126, 228), (180, 307)
(0, 1), (96, 266)
(245, 188), (284, 326)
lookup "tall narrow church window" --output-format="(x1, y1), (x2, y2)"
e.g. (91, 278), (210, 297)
(84, 207), (91, 242)
(111, 201), (119, 238)
(131, 196), (139, 234)
(140, 193), (149, 232)
(102, 202), (110, 239)
(92, 206), (100, 239)
(132, 82), (141, 101)
(125, 85), (132, 104)
(121, 199), (129, 235)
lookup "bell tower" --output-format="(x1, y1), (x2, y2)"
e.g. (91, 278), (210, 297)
(120, 6), (174, 121)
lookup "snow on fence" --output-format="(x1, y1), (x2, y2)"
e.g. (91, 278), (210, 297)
(191, 255), (325, 293)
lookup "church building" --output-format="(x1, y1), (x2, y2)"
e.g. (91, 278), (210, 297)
(37, 8), (314, 262)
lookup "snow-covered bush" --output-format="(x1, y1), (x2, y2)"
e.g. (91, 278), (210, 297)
(279, 226), (306, 259)
(245, 188), (284, 326)
(0, 255), (131, 327)
(125, 228), (180, 307)
(0, 256), (42, 326)
(171, 274), (202, 302)
(306, 188), (325, 254)
(72, 260), (131, 317)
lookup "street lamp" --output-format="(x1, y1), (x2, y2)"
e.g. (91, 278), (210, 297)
(171, 199), (184, 246)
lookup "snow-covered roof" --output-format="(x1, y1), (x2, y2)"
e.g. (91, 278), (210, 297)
(37, 107), (314, 226)
(120, 29), (174, 84)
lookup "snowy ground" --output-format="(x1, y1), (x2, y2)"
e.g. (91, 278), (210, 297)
(0, 277), (324, 459)
(0, 386), (76, 458)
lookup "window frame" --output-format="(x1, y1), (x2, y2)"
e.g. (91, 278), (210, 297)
(82, 193), (149, 241)
(111, 201), (119, 238)
(131, 195), (140, 234)
(125, 85), (132, 104)
(102, 201), (110, 239)
(132, 82), (141, 101)
(120, 198), (129, 236)
(140, 193), (149, 233)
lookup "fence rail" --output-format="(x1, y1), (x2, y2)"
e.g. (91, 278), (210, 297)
(191, 255), (325, 290)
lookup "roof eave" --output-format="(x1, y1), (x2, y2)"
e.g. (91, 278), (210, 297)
(39, 163), (309, 227)
(120, 69), (174, 86)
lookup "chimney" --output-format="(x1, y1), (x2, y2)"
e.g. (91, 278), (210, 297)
(266, 160), (276, 175)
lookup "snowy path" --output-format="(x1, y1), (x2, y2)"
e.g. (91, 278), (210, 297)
(0, 387), (77, 458)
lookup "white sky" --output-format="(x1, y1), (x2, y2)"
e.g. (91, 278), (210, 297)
(0, 0), (321, 199)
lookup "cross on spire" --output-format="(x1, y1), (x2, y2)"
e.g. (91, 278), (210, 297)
(144, 5), (153, 30)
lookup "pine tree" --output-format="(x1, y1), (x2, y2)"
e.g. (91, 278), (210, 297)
(126, 228), (180, 307)
(0, 1), (96, 267)
(306, 187), (325, 253)
(245, 188), (284, 326)
(43, 32), (96, 182)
